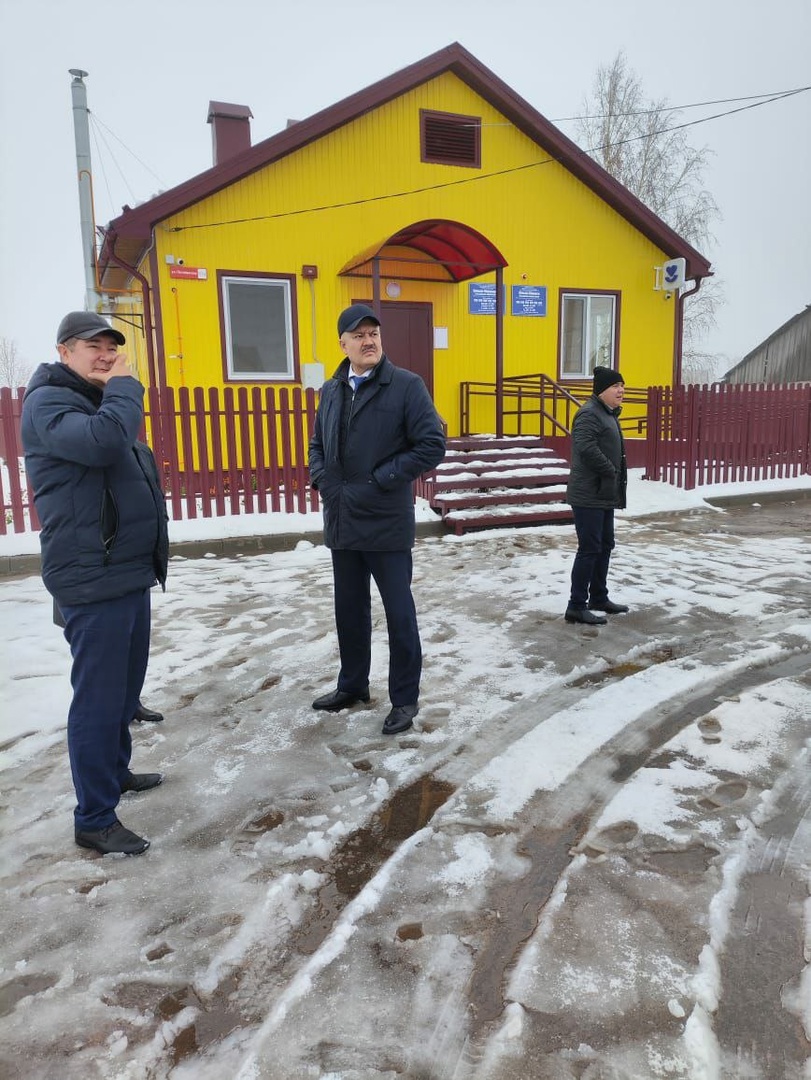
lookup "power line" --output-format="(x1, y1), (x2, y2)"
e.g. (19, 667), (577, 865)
(167, 85), (810, 234)
(551, 87), (811, 122)
(89, 111), (167, 188)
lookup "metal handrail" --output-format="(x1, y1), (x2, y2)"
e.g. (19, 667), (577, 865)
(459, 374), (648, 437)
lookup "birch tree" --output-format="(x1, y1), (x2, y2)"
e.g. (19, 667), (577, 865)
(576, 53), (724, 381)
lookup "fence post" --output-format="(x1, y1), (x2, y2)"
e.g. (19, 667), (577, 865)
(645, 386), (660, 481)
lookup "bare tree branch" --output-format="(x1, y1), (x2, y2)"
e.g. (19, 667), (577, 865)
(0, 337), (34, 389)
(576, 52), (724, 380)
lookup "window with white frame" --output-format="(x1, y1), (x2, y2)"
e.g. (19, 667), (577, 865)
(222, 275), (295, 380)
(560, 292), (617, 377)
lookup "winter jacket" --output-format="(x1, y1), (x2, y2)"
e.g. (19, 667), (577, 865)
(22, 361), (169, 606)
(308, 354), (446, 549)
(566, 394), (628, 510)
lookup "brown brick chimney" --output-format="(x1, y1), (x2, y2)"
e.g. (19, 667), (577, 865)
(207, 101), (253, 165)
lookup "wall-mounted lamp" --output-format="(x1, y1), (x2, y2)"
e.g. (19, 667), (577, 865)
(385, 281), (401, 298)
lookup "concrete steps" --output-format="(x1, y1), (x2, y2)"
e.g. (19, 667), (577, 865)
(428, 436), (574, 535)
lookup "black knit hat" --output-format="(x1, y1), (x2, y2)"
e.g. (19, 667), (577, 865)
(593, 366), (624, 396)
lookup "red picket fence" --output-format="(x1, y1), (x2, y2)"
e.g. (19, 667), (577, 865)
(143, 384), (320, 522)
(645, 382), (811, 489)
(0, 384), (322, 536)
(3, 381), (810, 535)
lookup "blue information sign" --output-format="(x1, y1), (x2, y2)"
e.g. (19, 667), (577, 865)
(469, 283), (507, 315)
(511, 285), (547, 316)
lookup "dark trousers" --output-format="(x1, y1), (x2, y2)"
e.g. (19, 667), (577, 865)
(60, 589), (151, 831)
(569, 507), (616, 608)
(331, 549), (421, 707)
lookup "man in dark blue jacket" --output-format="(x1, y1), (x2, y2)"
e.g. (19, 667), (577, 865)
(309, 304), (446, 735)
(564, 365), (630, 626)
(22, 312), (169, 855)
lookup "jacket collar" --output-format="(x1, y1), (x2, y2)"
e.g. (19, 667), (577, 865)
(26, 361), (103, 405)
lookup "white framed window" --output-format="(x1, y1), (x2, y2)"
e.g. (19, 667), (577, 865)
(560, 292), (617, 377)
(221, 275), (296, 381)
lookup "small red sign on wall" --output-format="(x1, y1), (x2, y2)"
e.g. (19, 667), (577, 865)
(169, 266), (207, 280)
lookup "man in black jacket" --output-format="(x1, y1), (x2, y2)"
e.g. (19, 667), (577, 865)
(564, 365), (630, 626)
(308, 304), (446, 734)
(22, 312), (169, 855)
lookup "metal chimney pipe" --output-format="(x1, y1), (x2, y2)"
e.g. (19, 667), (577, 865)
(68, 69), (101, 313)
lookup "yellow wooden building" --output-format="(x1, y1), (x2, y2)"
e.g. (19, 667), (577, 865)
(98, 42), (711, 438)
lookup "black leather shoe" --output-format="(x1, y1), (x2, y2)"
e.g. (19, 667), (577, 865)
(382, 704), (419, 735)
(565, 606), (607, 625)
(133, 701), (164, 723)
(75, 820), (149, 855)
(121, 771), (164, 794)
(312, 688), (371, 712)
(588, 600), (630, 614)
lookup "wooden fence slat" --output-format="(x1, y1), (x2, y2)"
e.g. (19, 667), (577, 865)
(251, 386), (268, 515)
(222, 388), (241, 516)
(265, 387), (282, 514)
(305, 387), (319, 511)
(292, 388), (308, 515)
(206, 388), (227, 517)
(277, 389), (294, 514)
(177, 387), (198, 520)
(192, 387), (213, 517)
(237, 387), (255, 515)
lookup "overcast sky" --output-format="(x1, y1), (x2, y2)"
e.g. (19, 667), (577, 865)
(1, 0), (809, 376)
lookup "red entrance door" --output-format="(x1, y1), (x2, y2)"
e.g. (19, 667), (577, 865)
(356, 300), (434, 397)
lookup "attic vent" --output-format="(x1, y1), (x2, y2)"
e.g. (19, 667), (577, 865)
(420, 109), (481, 168)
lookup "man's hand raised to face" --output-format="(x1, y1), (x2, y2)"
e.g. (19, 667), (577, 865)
(89, 352), (136, 387)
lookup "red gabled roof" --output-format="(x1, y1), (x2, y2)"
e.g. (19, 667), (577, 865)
(100, 42), (711, 280)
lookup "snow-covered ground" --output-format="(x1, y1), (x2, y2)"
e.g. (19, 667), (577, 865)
(1, 471), (810, 1079)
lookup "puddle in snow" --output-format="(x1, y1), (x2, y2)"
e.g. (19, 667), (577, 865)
(295, 774), (456, 955)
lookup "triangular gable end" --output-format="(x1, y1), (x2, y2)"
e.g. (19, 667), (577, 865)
(99, 42), (711, 287)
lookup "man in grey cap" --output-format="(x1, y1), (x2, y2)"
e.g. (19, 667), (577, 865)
(309, 304), (445, 735)
(22, 312), (169, 855)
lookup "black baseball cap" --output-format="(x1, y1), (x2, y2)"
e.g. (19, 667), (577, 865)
(56, 311), (126, 346)
(337, 303), (380, 336)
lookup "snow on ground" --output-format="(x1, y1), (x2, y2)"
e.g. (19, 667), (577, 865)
(1, 472), (810, 1079)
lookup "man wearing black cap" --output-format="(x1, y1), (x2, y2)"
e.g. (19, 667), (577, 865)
(564, 365), (630, 626)
(22, 312), (169, 855)
(308, 304), (446, 734)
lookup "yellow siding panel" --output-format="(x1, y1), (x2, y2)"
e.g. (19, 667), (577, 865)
(140, 72), (679, 435)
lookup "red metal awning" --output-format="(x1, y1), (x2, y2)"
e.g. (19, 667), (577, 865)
(339, 218), (507, 283)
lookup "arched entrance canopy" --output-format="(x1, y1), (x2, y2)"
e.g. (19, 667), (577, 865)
(339, 219), (510, 435)
(338, 219), (507, 283)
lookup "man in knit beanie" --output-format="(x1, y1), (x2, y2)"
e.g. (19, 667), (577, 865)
(563, 366), (630, 625)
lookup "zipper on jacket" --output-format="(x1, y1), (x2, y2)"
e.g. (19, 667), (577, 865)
(100, 488), (119, 565)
